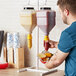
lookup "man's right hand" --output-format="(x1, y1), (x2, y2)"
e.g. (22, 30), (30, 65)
(49, 40), (58, 48)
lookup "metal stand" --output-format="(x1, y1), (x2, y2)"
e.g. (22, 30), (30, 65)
(18, 0), (57, 75)
(17, 66), (57, 76)
(36, 26), (39, 70)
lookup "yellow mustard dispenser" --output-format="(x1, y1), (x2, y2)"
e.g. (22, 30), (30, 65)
(20, 8), (37, 49)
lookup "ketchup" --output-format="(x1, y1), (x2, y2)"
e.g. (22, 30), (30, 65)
(44, 40), (50, 51)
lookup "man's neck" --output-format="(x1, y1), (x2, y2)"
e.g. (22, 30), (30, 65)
(68, 15), (76, 25)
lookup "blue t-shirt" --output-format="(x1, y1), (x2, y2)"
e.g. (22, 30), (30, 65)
(58, 21), (76, 76)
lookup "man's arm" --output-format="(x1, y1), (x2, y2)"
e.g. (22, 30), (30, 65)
(45, 49), (69, 69)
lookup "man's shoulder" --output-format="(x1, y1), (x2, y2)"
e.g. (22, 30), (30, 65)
(63, 21), (76, 35)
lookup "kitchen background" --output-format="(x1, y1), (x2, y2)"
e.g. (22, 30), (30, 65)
(0, 0), (69, 70)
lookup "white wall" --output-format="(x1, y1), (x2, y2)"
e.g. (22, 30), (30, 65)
(0, 0), (68, 70)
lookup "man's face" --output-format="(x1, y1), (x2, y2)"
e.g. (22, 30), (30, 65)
(59, 6), (68, 24)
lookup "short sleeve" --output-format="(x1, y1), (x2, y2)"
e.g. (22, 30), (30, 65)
(58, 31), (74, 53)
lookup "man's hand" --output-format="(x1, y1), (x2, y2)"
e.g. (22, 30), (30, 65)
(45, 50), (69, 69)
(49, 40), (58, 48)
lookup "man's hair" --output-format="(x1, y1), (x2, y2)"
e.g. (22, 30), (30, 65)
(57, 0), (76, 14)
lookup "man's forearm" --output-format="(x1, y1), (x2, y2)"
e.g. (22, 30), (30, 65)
(45, 53), (60, 69)
(45, 50), (69, 69)
(45, 60), (55, 69)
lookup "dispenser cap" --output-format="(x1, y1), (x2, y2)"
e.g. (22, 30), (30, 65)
(40, 7), (51, 10)
(24, 7), (34, 10)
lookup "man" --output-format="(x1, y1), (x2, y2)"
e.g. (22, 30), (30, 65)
(45, 0), (76, 76)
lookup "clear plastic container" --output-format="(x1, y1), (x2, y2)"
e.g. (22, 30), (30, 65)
(39, 50), (53, 64)
(20, 8), (37, 33)
(36, 10), (56, 35)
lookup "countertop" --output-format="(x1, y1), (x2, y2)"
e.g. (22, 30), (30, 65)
(0, 68), (65, 76)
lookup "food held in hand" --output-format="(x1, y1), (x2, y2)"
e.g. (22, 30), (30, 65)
(38, 53), (46, 59)
(45, 53), (52, 57)
(38, 52), (53, 64)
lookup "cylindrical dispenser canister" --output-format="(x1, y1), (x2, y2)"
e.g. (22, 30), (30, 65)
(7, 33), (13, 63)
(13, 32), (20, 64)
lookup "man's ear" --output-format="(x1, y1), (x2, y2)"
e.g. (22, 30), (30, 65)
(64, 9), (69, 16)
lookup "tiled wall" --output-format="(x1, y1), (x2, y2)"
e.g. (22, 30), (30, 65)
(0, 0), (68, 70)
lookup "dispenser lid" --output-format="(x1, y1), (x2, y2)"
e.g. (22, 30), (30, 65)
(24, 7), (34, 10)
(20, 7), (36, 16)
(36, 11), (49, 17)
(36, 7), (51, 17)
(40, 7), (51, 10)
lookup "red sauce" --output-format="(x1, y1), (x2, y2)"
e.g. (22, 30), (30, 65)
(44, 40), (50, 51)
